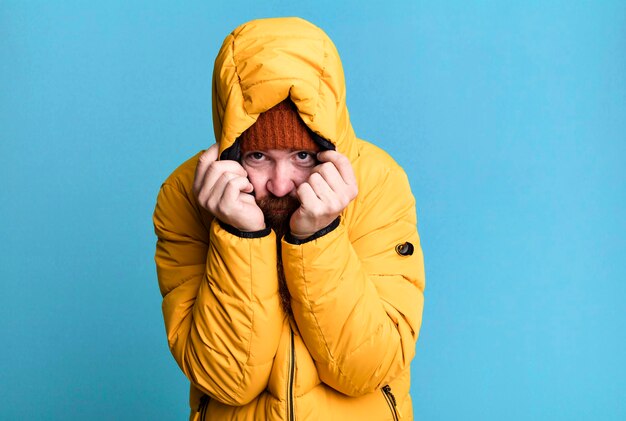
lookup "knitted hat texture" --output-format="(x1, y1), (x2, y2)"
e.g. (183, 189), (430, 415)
(240, 99), (320, 153)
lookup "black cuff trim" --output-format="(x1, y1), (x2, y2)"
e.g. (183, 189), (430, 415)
(285, 217), (340, 245)
(218, 220), (271, 238)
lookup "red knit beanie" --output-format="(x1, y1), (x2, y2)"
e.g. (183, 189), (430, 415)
(240, 99), (320, 153)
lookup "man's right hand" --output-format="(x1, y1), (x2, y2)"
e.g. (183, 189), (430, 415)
(193, 144), (266, 232)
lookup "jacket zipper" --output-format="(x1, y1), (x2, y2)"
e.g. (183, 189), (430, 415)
(287, 328), (296, 421)
(382, 385), (401, 420)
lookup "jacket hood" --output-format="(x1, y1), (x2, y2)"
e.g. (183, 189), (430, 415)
(211, 17), (358, 160)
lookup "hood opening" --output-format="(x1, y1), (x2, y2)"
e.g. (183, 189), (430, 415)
(219, 130), (336, 162)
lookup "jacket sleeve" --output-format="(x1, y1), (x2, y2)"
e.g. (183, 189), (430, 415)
(154, 182), (284, 406)
(281, 164), (425, 397)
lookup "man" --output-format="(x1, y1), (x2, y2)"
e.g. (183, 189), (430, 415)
(153, 17), (425, 420)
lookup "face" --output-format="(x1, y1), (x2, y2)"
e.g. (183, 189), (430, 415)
(241, 149), (318, 199)
(241, 148), (318, 227)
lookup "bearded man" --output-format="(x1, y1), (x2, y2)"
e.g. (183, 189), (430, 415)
(153, 17), (425, 421)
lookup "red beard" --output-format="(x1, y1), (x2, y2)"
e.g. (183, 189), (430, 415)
(256, 195), (301, 235)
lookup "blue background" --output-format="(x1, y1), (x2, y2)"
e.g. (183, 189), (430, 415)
(2, 1), (625, 419)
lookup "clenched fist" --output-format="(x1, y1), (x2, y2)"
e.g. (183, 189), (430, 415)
(290, 150), (358, 239)
(193, 144), (266, 232)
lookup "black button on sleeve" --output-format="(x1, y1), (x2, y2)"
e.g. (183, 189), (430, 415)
(395, 242), (414, 256)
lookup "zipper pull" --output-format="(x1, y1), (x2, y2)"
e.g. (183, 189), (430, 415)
(382, 385), (402, 419)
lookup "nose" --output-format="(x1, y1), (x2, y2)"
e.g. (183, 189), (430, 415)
(267, 162), (296, 198)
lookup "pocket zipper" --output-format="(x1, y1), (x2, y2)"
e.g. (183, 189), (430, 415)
(382, 385), (401, 420)
(198, 395), (209, 420)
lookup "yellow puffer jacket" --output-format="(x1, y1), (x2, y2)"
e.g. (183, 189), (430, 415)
(153, 17), (425, 420)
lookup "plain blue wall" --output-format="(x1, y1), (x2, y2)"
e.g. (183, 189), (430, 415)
(1, 1), (624, 419)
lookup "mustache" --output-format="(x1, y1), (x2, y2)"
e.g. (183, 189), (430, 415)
(256, 195), (301, 230)
(256, 195), (300, 214)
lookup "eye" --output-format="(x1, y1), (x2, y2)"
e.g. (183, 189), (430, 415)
(242, 151), (267, 167)
(294, 151), (317, 166)
(243, 151), (265, 161)
(293, 151), (317, 167)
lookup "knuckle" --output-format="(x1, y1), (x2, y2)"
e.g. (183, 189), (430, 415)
(320, 162), (335, 172)
(219, 172), (234, 183)
(298, 182), (311, 193)
(203, 163), (218, 179)
(203, 199), (215, 213)
(216, 200), (231, 215)
(309, 172), (323, 184)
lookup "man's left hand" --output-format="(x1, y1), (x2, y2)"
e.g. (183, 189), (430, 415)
(290, 150), (358, 239)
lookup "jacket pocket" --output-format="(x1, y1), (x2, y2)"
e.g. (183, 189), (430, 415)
(382, 385), (400, 420)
